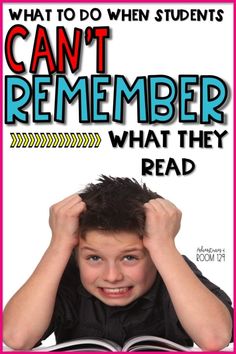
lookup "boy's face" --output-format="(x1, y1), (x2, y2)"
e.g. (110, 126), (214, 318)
(77, 230), (157, 306)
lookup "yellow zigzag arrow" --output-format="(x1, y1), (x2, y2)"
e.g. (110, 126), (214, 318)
(35, 133), (41, 148)
(47, 133), (53, 147)
(41, 133), (47, 148)
(53, 133), (59, 148)
(77, 133), (83, 147)
(89, 133), (95, 147)
(29, 133), (35, 147)
(10, 133), (102, 148)
(23, 133), (29, 148)
(10, 133), (17, 148)
(16, 133), (23, 147)
(65, 133), (71, 148)
(94, 133), (101, 147)
(59, 133), (65, 148)
(71, 133), (77, 148)
(82, 133), (89, 147)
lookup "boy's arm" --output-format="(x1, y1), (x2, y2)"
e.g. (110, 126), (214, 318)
(3, 194), (86, 350)
(143, 199), (232, 352)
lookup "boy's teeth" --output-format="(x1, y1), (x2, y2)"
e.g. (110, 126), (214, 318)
(102, 287), (130, 294)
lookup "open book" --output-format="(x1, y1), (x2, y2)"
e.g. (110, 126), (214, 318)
(32, 336), (193, 352)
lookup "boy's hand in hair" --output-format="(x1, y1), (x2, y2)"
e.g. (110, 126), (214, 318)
(143, 198), (182, 254)
(49, 194), (86, 251)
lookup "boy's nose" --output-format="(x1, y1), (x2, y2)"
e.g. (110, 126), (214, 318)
(103, 264), (124, 283)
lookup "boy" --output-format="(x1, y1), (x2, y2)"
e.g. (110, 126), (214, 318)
(3, 176), (233, 351)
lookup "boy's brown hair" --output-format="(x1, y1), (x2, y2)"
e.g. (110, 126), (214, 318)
(79, 175), (162, 237)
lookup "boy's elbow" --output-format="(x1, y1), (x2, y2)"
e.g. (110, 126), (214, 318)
(3, 329), (34, 350)
(198, 329), (232, 352)
(200, 337), (231, 352)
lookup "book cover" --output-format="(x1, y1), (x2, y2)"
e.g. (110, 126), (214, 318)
(2, 0), (234, 349)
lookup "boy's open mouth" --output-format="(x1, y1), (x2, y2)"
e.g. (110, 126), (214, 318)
(98, 286), (133, 297)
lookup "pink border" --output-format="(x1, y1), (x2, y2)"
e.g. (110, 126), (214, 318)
(0, 0), (234, 2)
(0, 0), (235, 353)
(0, 0), (3, 350)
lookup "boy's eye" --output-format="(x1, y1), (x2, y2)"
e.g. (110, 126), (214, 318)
(87, 255), (101, 262)
(123, 255), (138, 262)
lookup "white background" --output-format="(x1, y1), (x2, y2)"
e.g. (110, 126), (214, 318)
(3, 2), (234, 346)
